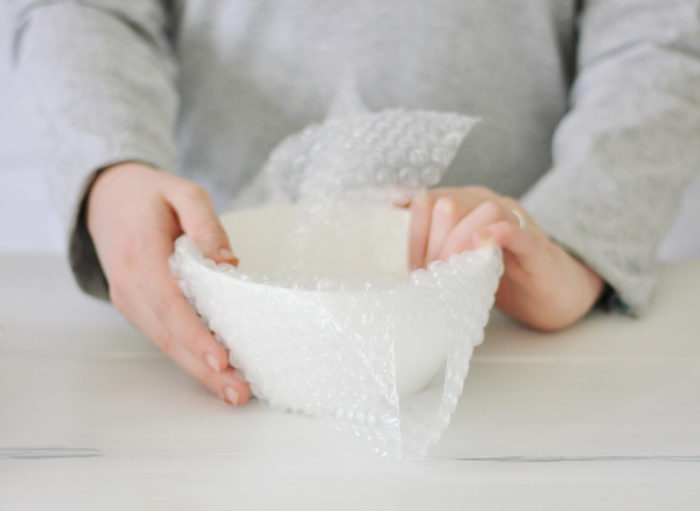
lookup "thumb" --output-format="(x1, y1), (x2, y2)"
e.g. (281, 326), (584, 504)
(168, 183), (238, 265)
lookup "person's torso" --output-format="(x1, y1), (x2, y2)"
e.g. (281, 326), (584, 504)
(174, 0), (578, 207)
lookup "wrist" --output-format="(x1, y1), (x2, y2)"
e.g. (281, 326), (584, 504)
(91, 161), (156, 192)
(86, 161), (158, 233)
(557, 244), (605, 322)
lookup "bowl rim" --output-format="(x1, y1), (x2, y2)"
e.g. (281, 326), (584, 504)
(173, 234), (500, 297)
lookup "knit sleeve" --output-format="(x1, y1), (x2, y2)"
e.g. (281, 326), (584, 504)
(521, 0), (700, 313)
(10, 0), (181, 299)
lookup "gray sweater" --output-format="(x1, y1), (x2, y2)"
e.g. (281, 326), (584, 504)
(9, 0), (700, 312)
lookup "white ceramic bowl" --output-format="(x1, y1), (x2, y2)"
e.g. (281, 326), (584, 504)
(171, 203), (499, 411)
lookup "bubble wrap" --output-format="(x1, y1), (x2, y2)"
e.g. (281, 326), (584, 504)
(233, 75), (479, 206)
(170, 85), (504, 459)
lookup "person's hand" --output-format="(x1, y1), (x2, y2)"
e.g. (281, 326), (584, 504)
(87, 162), (250, 406)
(408, 187), (604, 331)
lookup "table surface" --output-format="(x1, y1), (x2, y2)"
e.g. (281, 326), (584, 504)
(1, 253), (699, 510)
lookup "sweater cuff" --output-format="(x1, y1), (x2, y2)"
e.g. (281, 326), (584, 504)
(69, 169), (109, 300)
(521, 171), (656, 316)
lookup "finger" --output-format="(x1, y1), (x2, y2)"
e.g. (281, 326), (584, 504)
(388, 184), (419, 207)
(439, 200), (510, 259)
(113, 226), (251, 404)
(167, 183), (238, 264)
(409, 187), (498, 269)
(424, 197), (473, 265)
(130, 289), (250, 405)
(425, 186), (496, 203)
(141, 267), (234, 375)
(408, 192), (435, 270)
(473, 220), (540, 264)
(132, 233), (237, 377)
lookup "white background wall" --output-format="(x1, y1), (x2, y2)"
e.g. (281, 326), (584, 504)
(0, 5), (697, 258)
(0, 5), (63, 253)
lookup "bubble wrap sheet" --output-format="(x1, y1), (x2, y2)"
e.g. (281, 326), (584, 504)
(170, 86), (504, 459)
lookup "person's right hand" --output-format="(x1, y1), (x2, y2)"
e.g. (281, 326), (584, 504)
(86, 161), (250, 406)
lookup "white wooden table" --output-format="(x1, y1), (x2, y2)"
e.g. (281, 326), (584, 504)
(1, 253), (699, 510)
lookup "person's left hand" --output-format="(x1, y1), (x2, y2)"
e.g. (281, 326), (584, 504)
(408, 186), (604, 331)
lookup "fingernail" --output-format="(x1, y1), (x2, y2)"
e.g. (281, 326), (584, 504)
(435, 198), (455, 214)
(224, 386), (239, 406)
(476, 233), (495, 248)
(205, 353), (220, 373)
(219, 248), (239, 266)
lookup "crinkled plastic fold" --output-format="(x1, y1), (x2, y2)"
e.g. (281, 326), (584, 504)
(170, 82), (503, 459)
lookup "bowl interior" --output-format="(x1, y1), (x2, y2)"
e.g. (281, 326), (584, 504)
(220, 203), (411, 280)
